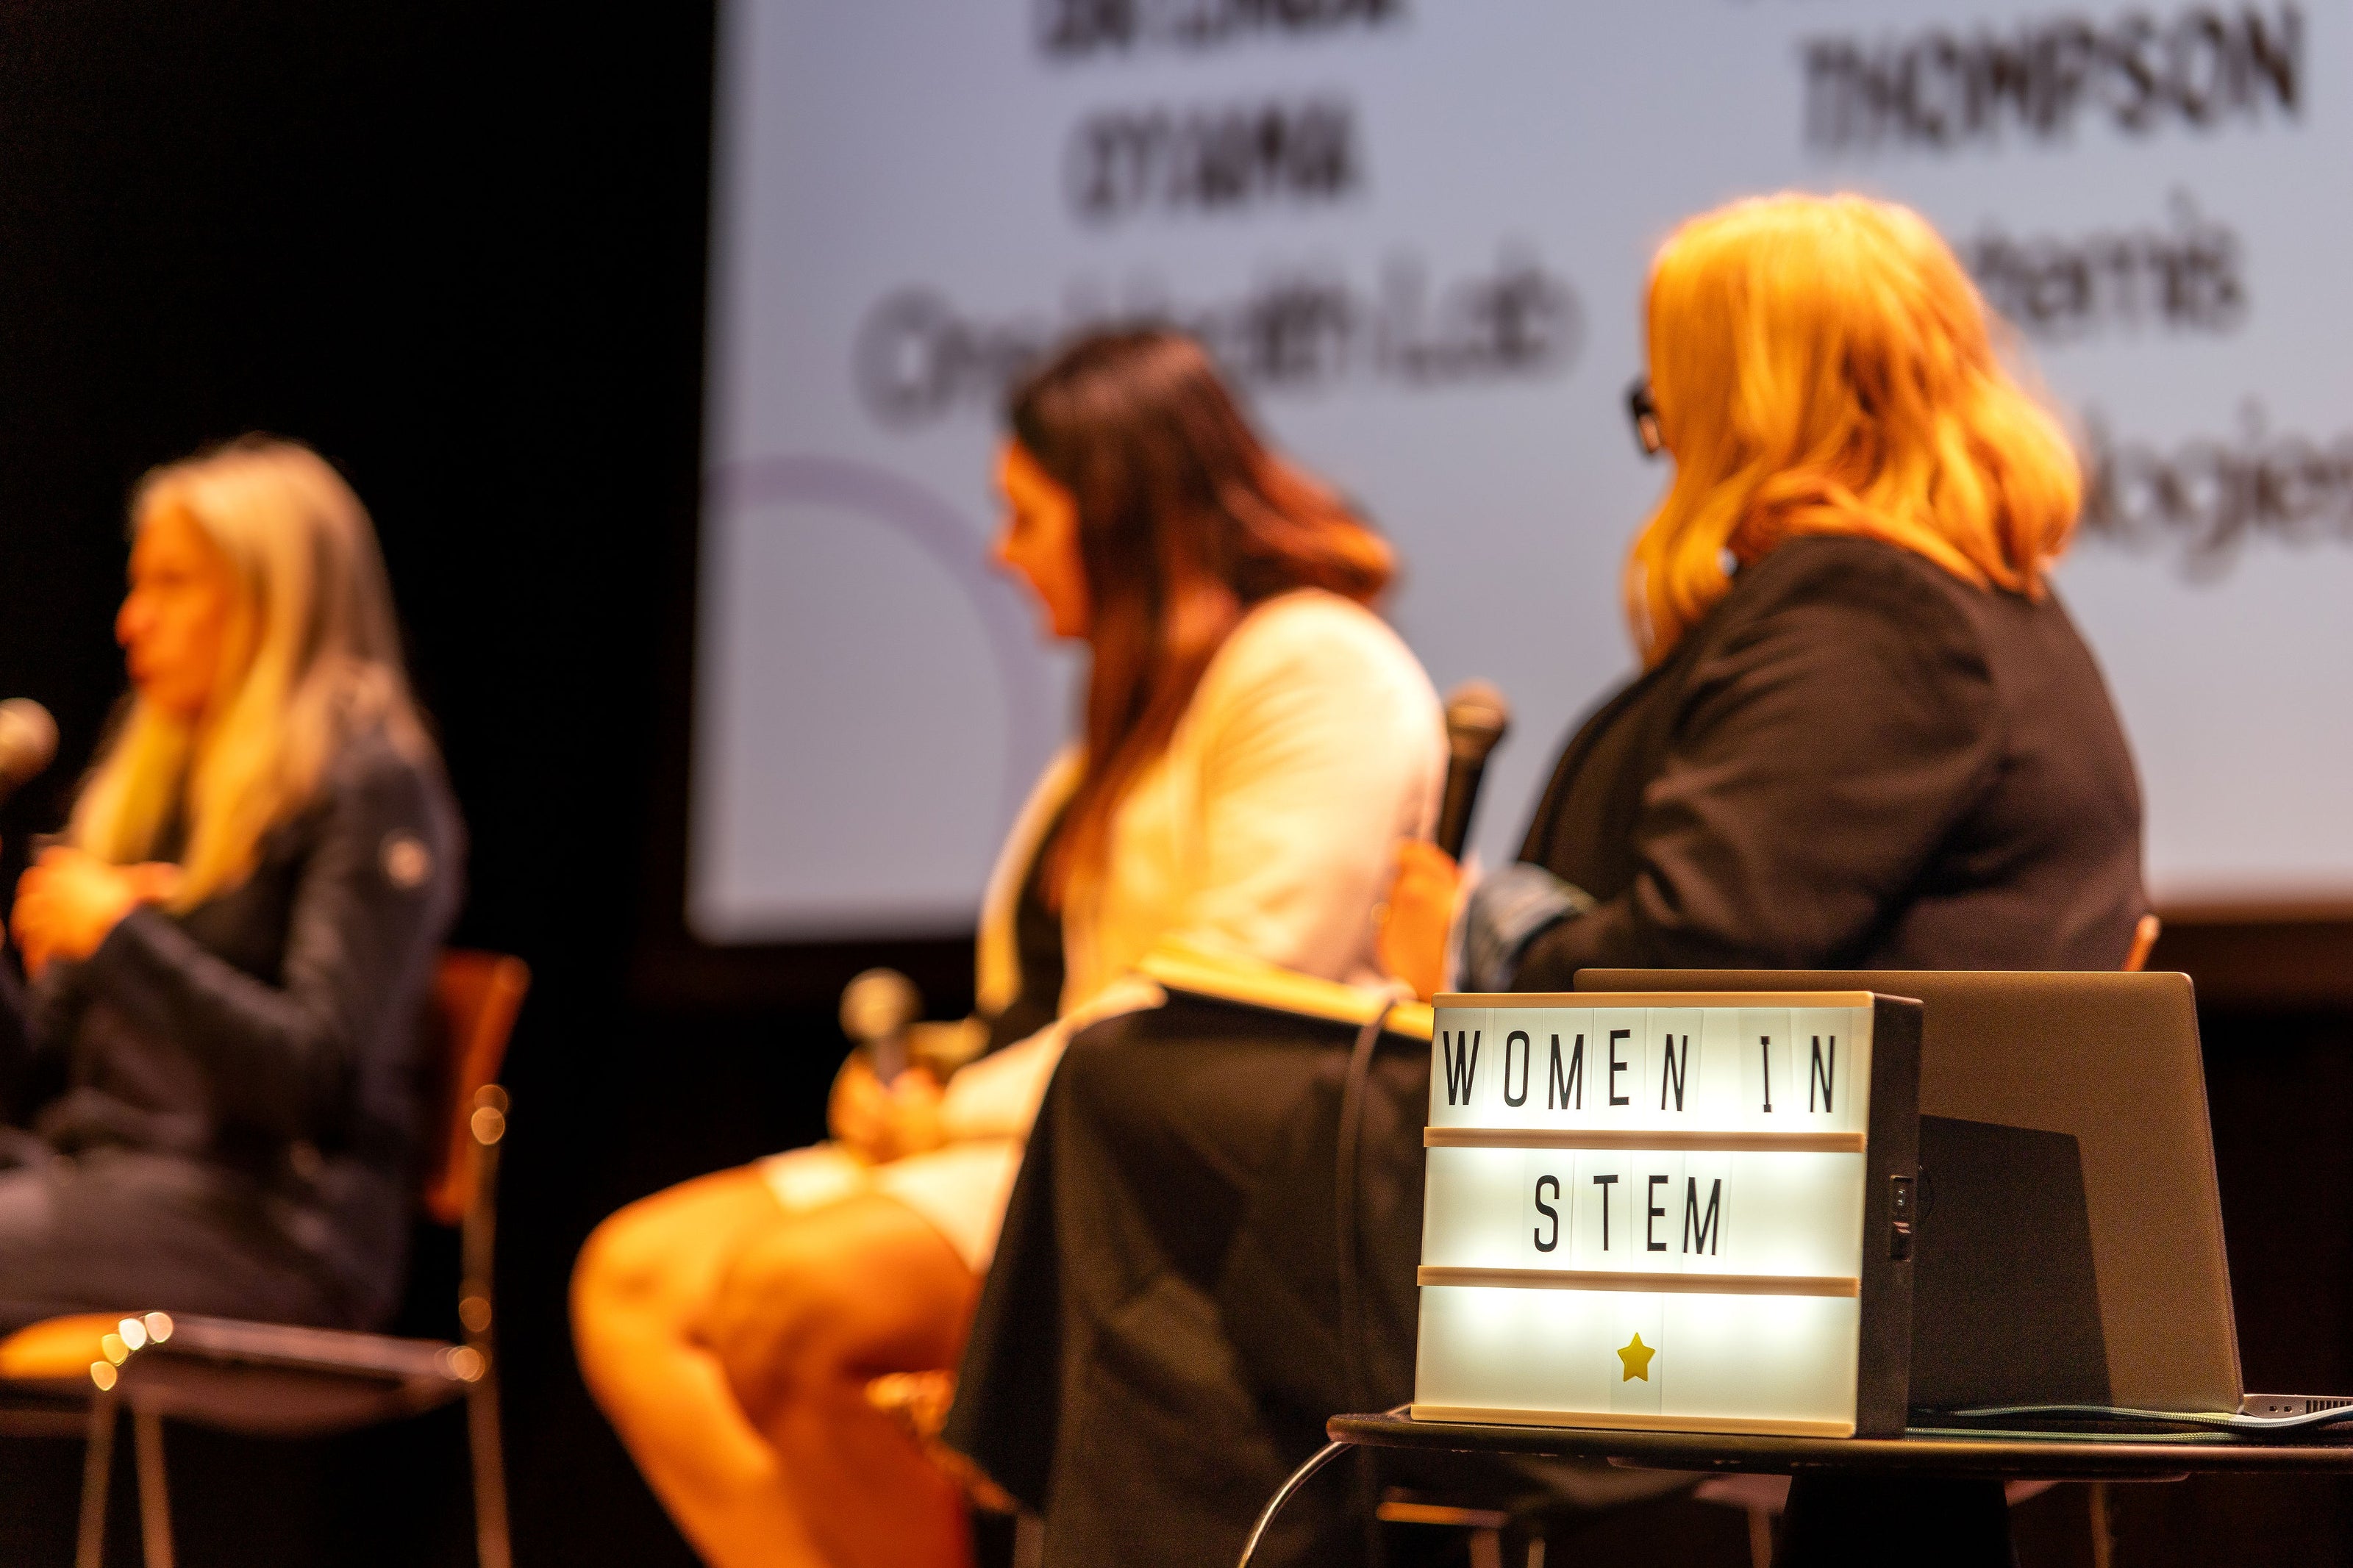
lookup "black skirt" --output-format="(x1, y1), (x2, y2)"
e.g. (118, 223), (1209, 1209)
(943, 989), (1686, 1567)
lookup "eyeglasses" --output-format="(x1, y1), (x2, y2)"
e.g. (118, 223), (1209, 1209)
(1627, 379), (1664, 459)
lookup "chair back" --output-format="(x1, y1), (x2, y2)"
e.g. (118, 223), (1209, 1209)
(420, 951), (530, 1225)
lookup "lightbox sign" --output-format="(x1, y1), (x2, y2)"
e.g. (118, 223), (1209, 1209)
(1414, 992), (1922, 1437)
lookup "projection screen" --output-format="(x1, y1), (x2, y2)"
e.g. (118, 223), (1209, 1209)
(692, 0), (2349, 942)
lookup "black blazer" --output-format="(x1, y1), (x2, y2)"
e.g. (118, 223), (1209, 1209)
(6, 726), (463, 1323)
(1511, 536), (2146, 987)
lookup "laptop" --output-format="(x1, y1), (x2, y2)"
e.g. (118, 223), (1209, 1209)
(1576, 969), (2338, 1427)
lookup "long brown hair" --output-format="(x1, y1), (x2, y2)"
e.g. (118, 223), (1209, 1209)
(1007, 329), (1393, 904)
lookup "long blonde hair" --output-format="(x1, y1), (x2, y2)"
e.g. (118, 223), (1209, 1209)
(1627, 192), (2081, 663)
(71, 437), (430, 906)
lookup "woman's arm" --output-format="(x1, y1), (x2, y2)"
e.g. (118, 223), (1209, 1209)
(1167, 600), (1443, 978)
(1507, 565), (2002, 987)
(73, 745), (462, 1145)
(938, 601), (1442, 1144)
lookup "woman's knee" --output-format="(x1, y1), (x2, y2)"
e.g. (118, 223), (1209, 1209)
(700, 1197), (972, 1431)
(569, 1213), (666, 1389)
(701, 1220), (846, 1425)
(571, 1167), (774, 1350)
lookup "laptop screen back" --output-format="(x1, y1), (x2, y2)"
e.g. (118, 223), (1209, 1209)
(1577, 969), (2240, 1414)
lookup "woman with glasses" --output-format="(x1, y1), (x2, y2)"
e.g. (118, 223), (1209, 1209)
(1382, 190), (2148, 1000)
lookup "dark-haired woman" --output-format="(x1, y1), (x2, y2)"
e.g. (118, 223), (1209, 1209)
(570, 330), (1443, 1568)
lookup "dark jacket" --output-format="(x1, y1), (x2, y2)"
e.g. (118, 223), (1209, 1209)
(1509, 535), (2146, 987)
(5, 726), (463, 1324)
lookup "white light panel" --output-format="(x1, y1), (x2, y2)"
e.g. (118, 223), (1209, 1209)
(1415, 994), (1894, 1436)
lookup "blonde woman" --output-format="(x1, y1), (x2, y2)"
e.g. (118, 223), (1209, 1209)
(0, 437), (462, 1331)
(1384, 191), (2146, 1000)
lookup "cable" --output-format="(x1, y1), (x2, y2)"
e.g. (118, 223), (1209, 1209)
(1236, 1438), (1350, 1568)
(1236, 1406), (1413, 1568)
(1333, 999), (1398, 1568)
(1247, 989), (1405, 1568)
(1335, 998), (1396, 1416)
(1946, 1403), (2353, 1433)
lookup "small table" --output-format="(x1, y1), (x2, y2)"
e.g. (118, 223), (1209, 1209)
(1302, 1413), (2353, 1567)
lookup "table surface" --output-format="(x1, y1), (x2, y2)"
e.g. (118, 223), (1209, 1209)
(1327, 1413), (2353, 1481)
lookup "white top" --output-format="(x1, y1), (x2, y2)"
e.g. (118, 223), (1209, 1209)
(943, 587), (1446, 1141)
(1068, 587), (1446, 1001)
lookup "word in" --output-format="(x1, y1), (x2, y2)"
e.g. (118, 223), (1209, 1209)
(1440, 1025), (1838, 1117)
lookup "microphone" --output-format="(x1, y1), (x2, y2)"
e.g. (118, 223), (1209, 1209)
(840, 967), (921, 1084)
(1432, 680), (1510, 860)
(0, 699), (57, 807)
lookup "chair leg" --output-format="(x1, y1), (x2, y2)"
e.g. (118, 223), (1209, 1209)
(134, 1408), (175, 1568)
(2088, 1481), (2114, 1568)
(77, 1391), (117, 1568)
(465, 1374), (513, 1568)
(1012, 1512), (1045, 1568)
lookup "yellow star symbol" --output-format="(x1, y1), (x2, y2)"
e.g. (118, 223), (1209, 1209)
(1617, 1332), (1657, 1382)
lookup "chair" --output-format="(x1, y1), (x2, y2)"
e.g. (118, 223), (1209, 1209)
(0, 948), (530, 1568)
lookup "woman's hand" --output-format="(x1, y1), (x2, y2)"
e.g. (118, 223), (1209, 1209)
(826, 1055), (946, 1164)
(11, 849), (179, 979)
(1378, 839), (1463, 1003)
